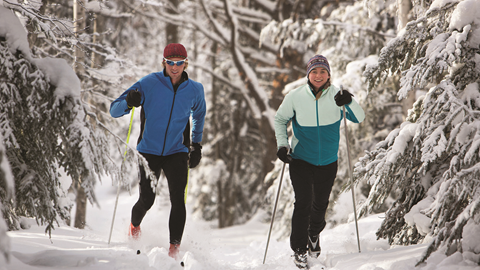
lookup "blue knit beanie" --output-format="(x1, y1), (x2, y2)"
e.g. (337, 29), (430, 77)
(306, 55), (330, 77)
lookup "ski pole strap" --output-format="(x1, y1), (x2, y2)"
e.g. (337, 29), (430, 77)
(123, 107), (135, 160)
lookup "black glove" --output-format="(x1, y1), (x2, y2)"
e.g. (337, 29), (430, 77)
(126, 90), (142, 108)
(334, 90), (353, 106)
(276, 147), (292, 163)
(189, 143), (202, 168)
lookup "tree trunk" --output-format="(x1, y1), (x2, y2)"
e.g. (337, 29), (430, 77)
(73, 0), (86, 229)
(397, 0), (411, 31)
(211, 42), (219, 160)
(73, 0), (85, 75)
(397, 0), (415, 118)
(217, 180), (225, 228)
(74, 182), (87, 229)
(223, 0), (277, 195)
(90, 13), (105, 69)
(209, 40), (229, 228)
(166, 0), (179, 43)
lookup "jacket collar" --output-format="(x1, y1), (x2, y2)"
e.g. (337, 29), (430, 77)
(159, 69), (189, 89)
(305, 83), (333, 100)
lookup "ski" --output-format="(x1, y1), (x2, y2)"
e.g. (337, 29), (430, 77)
(307, 256), (326, 269)
(295, 263), (310, 270)
(295, 256), (327, 269)
(180, 251), (194, 268)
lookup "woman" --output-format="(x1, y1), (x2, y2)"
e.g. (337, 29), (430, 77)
(274, 55), (365, 269)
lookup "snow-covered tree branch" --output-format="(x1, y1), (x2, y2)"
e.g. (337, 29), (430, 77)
(357, 0), (480, 265)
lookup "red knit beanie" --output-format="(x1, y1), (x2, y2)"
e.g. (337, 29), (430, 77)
(163, 43), (187, 59)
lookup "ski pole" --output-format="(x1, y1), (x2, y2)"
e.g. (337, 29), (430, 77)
(263, 162), (287, 264)
(340, 85), (361, 253)
(108, 106), (135, 245)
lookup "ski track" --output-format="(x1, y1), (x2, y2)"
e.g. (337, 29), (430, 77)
(6, 183), (428, 270)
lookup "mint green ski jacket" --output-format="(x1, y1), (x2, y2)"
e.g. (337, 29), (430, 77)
(274, 84), (365, 166)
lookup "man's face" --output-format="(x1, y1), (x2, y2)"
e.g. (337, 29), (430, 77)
(164, 57), (186, 84)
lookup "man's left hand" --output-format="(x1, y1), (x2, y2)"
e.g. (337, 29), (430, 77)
(189, 143), (202, 168)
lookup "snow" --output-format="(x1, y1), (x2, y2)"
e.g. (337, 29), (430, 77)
(449, 0), (480, 31)
(2, 0), (480, 269)
(386, 123), (418, 164)
(421, 125), (448, 164)
(252, 0), (276, 13)
(334, 55), (379, 97)
(428, 0), (459, 12)
(32, 58), (81, 100)
(3, 179), (476, 270)
(463, 219), (480, 255)
(0, 6), (30, 57)
(404, 197), (434, 236)
(85, 1), (133, 18)
(0, 6), (81, 101)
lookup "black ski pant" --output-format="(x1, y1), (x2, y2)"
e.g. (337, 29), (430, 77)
(289, 159), (337, 253)
(131, 152), (188, 245)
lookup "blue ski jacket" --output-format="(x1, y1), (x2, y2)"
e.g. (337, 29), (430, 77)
(110, 71), (206, 156)
(274, 84), (365, 166)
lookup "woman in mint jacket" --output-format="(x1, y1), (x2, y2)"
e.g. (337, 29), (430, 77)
(274, 55), (365, 269)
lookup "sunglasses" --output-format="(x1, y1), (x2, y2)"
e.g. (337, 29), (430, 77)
(164, 58), (186, 66)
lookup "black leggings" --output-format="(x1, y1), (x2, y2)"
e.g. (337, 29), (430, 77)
(131, 152), (188, 245)
(289, 159), (337, 252)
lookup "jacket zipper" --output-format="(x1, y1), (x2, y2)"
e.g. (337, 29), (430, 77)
(316, 99), (321, 164)
(161, 88), (178, 155)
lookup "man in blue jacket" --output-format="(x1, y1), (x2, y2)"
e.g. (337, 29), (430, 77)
(110, 43), (206, 259)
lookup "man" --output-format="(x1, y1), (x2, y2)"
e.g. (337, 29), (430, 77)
(274, 55), (365, 269)
(110, 43), (206, 259)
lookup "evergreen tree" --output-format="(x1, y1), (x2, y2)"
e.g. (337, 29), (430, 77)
(0, 134), (14, 264)
(0, 8), (121, 234)
(356, 0), (480, 264)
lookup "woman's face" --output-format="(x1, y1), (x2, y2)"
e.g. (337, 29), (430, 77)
(308, 67), (330, 91)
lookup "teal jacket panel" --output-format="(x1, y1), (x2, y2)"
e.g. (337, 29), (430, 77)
(274, 84), (365, 166)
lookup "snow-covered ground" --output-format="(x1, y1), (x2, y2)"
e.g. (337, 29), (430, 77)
(4, 180), (476, 270)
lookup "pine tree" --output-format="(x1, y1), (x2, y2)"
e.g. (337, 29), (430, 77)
(357, 0), (480, 264)
(0, 134), (14, 264)
(0, 10), (120, 234)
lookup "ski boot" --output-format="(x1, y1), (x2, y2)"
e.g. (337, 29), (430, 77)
(168, 243), (180, 260)
(128, 223), (141, 240)
(308, 234), (321, 258)
(293, 249), (308, 269)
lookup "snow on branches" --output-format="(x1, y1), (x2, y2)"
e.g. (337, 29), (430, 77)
(0, 6), (119, 235)
(357, 0), (480, 265)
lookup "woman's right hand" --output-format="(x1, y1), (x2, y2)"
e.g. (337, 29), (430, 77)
(276, 147), (292, 163)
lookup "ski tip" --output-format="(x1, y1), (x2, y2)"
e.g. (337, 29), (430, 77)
(136, 250), (141, 255)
